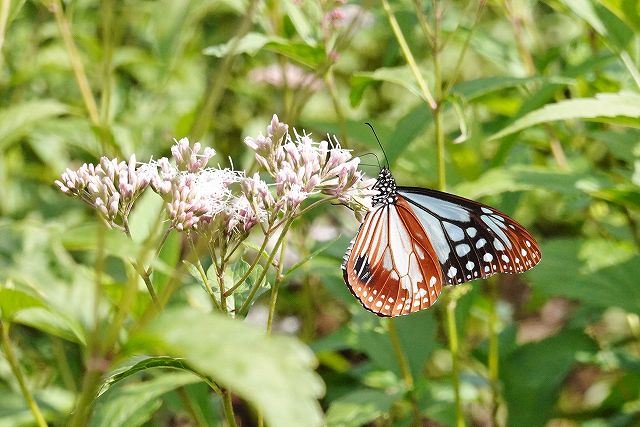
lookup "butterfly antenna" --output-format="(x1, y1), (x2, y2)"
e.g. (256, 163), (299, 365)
(359, 152), (381, 169)
(364, 122), (389, 169)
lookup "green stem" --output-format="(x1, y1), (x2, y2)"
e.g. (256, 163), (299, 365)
(0, 0), (11, 67)
(222, 389), (238, 427)
(446, 297), (464, 427)
(99, 0), (114, 152)
(620, 51), (640, 91)
(1, 322), (48, 427)
(238, 219), (293, 316)
(387, 318), (421, 424)
(381, 0), (437, 109)
(488, 278), (500, 426)
(266, 238), (287, 335)
(225, 226), (273, 297)
(48, 0), (101, 126)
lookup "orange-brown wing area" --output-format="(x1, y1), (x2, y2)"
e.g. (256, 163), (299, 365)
(342, 200), (443, 317)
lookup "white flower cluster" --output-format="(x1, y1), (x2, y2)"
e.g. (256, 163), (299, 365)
(244, 115), (375, 215)
(55, 155), (150, 226)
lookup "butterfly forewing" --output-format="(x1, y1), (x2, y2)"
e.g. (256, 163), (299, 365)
(399, 187), (541, 285)
(342, 199), (443, 317)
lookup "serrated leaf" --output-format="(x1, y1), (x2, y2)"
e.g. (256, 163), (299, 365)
(128, 308), (324, 427)
(0, 100), (69, 150)
(489, 93), (640, 140)
(89, 372), (200, 427)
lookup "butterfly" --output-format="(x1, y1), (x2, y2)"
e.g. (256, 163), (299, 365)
(342, 168), (541, 317)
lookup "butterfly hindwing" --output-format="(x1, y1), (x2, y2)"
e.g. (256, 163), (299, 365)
(342, 199), (443, 317)
(399, 187), (541, 285)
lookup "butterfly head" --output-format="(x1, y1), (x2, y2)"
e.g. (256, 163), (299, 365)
(371, 168), (397, 207)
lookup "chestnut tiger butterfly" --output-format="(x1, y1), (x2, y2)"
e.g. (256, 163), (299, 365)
(342, 133), (541, 317)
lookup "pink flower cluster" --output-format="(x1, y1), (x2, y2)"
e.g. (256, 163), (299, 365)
(244, 115), (375, 215)
(55, 155), (150, 227)
(56, 115), (375, 236)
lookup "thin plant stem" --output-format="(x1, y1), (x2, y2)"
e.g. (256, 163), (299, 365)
(222, 389), (238, 427)
(488, 277), (500, 425)
(442, 0), (487, 98)
(99, 0), (114, 153)
(225, 225), (273, 297)
(325, 68), (349, 145)
(446, 296), (464, 427)
(238, 219), (293, 316)
(432, 0), (446, 191)
(503, 0), (568, 170)
(387, 318), (421, 425)
(47, 0), (100, 126)
(381, 0), (437, 110)
(0, 0), (11, 67)
(266, 237), (287, 335)
(189, 0), (259, 140)
(188, 238), (223, 311)
(0, 322), (48, 427)
(619, 51), (640, 90)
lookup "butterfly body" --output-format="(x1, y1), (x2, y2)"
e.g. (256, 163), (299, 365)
(342, 168), (541, 317)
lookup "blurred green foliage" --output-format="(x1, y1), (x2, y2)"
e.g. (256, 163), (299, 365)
(1, 0), (640, 426)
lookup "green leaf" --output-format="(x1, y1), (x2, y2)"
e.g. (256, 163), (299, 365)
(13, 307), (87, 345)
(450, 76), (573, 102)
(203, 32), (270, 57)
(0, 287), (86, 344)
(203, 33), (325, 68)
(350, 67), (423, 107)
(489, 93), (640, 140)
(591, 187), (640, 210)
(89, 372), (200, 427)
(0, 100), (69, 150)
(98, 356), (195, 397)
(529, 239), (640, 312)
(59, 224), (142, 262)
(599, 0), (640, 33)
(560, 0), (633, 50)
(325, 388), (397, 427)
(128, 308), (324, 427)
(284, 236), (341, 278)
(0, 288), (46, 321)
(502, 329), (596, 426)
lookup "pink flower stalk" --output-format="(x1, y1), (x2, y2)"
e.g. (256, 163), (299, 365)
(55, 155), (150, 228)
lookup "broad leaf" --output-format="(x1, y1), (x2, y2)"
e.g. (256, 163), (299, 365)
(0, 100), (68, 150)
(89, 372), (200, 427)
(128, 308), (324, 427)
(502, 329), (596, 426)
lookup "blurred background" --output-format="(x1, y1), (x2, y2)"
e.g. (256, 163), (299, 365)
(1, 0), (640, 426)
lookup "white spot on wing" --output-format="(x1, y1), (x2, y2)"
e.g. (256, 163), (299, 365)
(456, 243), (471, 256)
(444, 222), (465, 242)
(447, 266), (457, 278)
